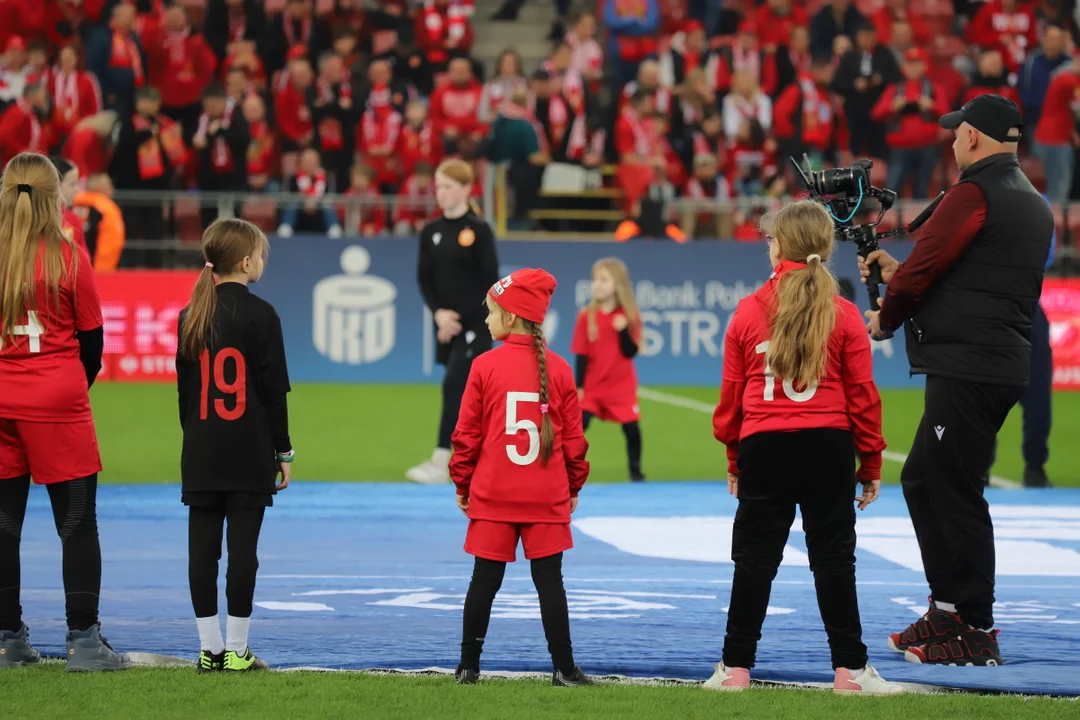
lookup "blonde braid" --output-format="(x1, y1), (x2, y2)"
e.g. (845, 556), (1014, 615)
(531, 321), (555, 465)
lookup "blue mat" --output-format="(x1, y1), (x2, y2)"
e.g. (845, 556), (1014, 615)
(18, 483), (1080, 696)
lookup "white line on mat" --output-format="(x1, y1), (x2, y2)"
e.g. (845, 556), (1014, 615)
(637, 387), (1022, 490)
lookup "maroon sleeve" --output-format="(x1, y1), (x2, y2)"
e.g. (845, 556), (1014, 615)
(449, 363), (484, 497)
(879, 182), (987, 331)
(559, 361), (590, 496)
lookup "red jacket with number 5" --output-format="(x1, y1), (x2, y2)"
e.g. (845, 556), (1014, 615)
(712, 261), (885, 481)
(451, 334), (589, 524)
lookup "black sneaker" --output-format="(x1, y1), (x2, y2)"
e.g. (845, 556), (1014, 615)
(1023, 466), (1052, 488)
(904, 627), (1004, 666)
(196, 650), (224, 673)
(455, 666), (479, 685)
(887, 599), (965, 652)
(553, 666), (595, 686)
(630, 469), (646, 482)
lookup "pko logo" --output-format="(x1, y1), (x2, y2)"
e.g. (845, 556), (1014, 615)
(313, 246), (396, 365)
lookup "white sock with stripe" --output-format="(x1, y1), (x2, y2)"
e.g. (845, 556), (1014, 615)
(196, 616), (225, 654)
(226, 616), (250, 654)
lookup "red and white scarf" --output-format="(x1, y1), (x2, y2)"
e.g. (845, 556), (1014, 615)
(732, 45), (760, 82)
(111, 31), (144, 85)
(423, 0), (467, 48)
(283, 11), (312, 48)
(317, 78), (353, 106)
(621, 107), (651, 156)
(53, 68), (79, 114)
(362, 107), (403, 148)
(625, 82), (673, 114)
(296, 169), (327, 197)
(197, 99), (236, 172)
(366, 83), (391, 110)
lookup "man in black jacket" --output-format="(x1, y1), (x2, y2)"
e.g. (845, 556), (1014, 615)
(832, 22), (900, 159)
(861, 95), (1053, 667)
(194, 85), (250, 230)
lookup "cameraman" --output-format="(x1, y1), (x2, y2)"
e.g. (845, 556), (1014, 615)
(861, 94), (1053, 667)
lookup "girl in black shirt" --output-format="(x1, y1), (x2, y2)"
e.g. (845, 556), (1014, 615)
(176, 219), (293, 673)
(407, 159), (499, 484)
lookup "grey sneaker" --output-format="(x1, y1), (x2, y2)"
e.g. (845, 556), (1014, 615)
(66, 624), (133, 672)
(0, 625), (41, 668)
(553, 666), (596, 686)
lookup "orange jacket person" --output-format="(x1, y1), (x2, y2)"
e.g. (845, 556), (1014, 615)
(73, 173), (125, 271)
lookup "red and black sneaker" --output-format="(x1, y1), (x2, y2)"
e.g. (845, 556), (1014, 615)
(904, 627), (1004, 666)
(887, 599), (965, 653)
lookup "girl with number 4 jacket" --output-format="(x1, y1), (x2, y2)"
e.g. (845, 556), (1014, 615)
(450, 268), (594, 687)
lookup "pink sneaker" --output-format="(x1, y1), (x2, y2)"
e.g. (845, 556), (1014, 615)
(702, 662), (751, 692)
(833, 665), (904, 696)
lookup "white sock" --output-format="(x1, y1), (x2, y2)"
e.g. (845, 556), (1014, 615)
(934, 600), (958, 613)
(226, 616), (250, 653)
(842, 667), (865, 678)
(432, 447), (451, 467)
(196, 615), (225, 654)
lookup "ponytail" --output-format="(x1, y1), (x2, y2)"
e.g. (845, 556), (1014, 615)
(179, 264), (217, 361)
(0, 153), (67, 346)
(179, 218), (269, 361)
(531, 321), (555, 466)
(468, 198), (482, 217)
(768, 256), (837, 389)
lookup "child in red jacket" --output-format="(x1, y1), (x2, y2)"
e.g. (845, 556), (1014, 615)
(450, 268), (593, 687)
(571, 258), (645, 481)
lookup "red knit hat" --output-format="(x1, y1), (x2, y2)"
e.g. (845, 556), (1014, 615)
(488, 268), (557, 324)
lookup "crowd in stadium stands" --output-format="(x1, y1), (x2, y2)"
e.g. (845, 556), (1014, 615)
(0, 0), (1078, 244)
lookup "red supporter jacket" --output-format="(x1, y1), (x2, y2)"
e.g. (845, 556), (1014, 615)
(394, 174), (437, 227)
(357, 107), (403, 186)
(415, 1), (474, 65)
(870, 7), (931, 46)
(397, 120), (444, 177)
(1034, 70), (1080, 145)
(0, 241), (102, 423)
(571, 308), (639, 403)
(0, 100), (50, 166)
(870, 78), (949, 149)
(144, 27), (218, 108)
(773, 76), (848, 151)
(712, 261), (885, 481)
(754, 5), (810, 48)
(451, 334), (590, 524)
(340, 186), (387, 236)
(62, 207), (88, 252)
(965, 0), (1037, 73)
(428, 80), (484, 137)
(46, 68), (103, 139)
(63, 126), (110, 177)
(247, 119), (277, 178)
(274, 74), (313, 144)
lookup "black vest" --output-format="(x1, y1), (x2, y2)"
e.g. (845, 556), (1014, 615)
(904, 153), (1052, 386)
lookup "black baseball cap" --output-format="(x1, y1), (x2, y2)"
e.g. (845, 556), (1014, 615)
(939, 94), (1023, 143)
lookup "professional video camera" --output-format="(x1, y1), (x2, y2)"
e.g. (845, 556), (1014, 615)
(790, 155), (943, 306)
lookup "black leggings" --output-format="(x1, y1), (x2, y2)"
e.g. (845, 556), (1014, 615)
(460, 553), (575, 674)
(437, 331), (490, 449)
(582, 412), (642, 473)
(188, 503), (266, 618)
(0, 475), (101, 632)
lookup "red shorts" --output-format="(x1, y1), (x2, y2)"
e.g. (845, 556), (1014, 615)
(581, 395), (640, 425)
(465, 520), (573, 562)
(0, 419), (102, 485)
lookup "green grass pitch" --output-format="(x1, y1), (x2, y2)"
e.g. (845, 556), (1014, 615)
(92, 382), (1080, 487)
(5, 665), (1078, 719)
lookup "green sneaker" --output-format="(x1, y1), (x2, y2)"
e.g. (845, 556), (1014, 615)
(196, 650), (224, 673)
(223, 648), (268, 672)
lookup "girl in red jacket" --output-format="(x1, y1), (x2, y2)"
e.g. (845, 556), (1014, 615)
(707, 200), (900, 696)
(570, 258), (644, 481)
(450, 268), (593, 687)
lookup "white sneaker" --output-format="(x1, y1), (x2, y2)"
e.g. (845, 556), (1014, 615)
(276, 224), (294, 238)
(833, 665), (904, 696)
(327, 224), (343, 239)
(702, 662), (750, 692)
(405, 448), (451, 485)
